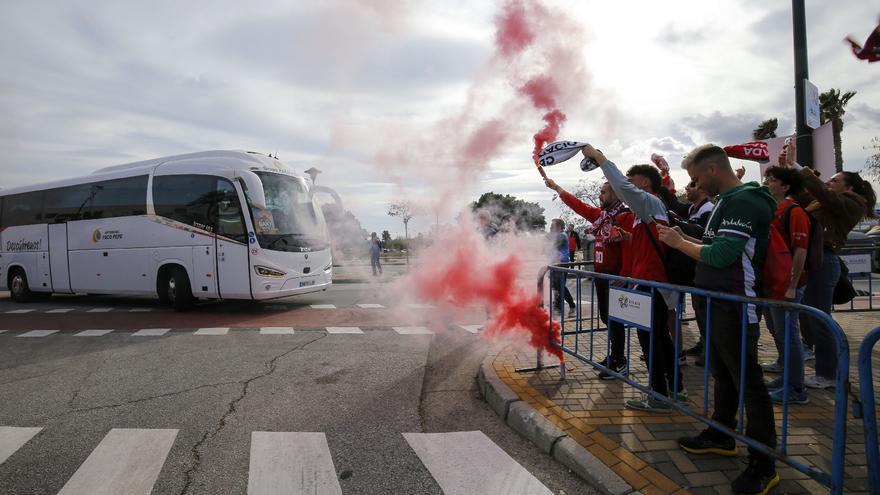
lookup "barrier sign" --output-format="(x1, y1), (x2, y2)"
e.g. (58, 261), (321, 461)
(608, 287), (652, 329)
(840, 253), (872, 274)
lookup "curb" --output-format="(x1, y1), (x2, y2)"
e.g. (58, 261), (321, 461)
(478, 353), (637, 495)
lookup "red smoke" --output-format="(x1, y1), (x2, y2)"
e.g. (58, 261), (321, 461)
(410, 233), (563, 361)
(495, 1), (535, 57)
(499, 5), (570, 158)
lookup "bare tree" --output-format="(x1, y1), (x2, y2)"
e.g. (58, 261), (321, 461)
(865, 136), (880, 178)
(387, 201), (415, 239)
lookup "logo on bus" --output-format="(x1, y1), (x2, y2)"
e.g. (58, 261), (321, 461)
(92, 229), (124, 242)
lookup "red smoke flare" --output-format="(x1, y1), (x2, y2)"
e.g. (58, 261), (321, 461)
(495, 1), (535, 57)
(532, 109), (566, 156)
(411, 237), (563, 361)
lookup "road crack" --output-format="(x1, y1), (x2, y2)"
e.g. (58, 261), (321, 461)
(178, 333), (327, 495)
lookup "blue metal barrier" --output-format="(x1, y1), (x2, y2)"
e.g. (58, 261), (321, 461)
(543, 264), (852, 494)
(855, 326), (880, 494)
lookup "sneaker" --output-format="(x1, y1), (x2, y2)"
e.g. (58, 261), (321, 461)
(678, 428), (737, 456)
(760, 361), (783, 373)
(730, 457), (779, 495)
(678, 352), (688, 366)
(598, 359), (627, 380)
(804, 375), (835, 390)
(625, 395), (672, 413)
(802, 348), (815, 362)
(568, 303), (576, 314)
(685, 341), (704, 356)
(672, 389), (689, 403)
(769, 387), (809, 405)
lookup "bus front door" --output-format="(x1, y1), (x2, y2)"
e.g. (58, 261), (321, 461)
(216, 239), (251, 299)
(48, 223), (72, 293)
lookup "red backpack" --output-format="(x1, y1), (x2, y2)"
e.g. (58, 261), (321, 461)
(762, 223), (794, 300)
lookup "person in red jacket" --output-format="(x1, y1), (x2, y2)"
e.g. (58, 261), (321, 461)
(545, 178), (629, 379)
(582, 145), (685, 412)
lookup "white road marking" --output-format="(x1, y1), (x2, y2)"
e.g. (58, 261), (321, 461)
(356, 303), (384, 309)
(57, 428), (178, 495)
(393, 326), (433, 335)
(0, 330), (6, 335)
(0, 427), (42, 465)
(128, 308), (153, 312)
(310, 304), (336, 309)
(403, 431), (553, 495)
(325, 327), (363, 334)
(247, 431), (342, 495)
(260, 327), (294, 335)
(6, 309), (34, 314)
(75, 330), (114, 337)
(86, 308), (113, 313)
(194, 327), (229, 336)
(132, 328), (170, 337)
(461, 325), (483, 334)
(47, 308), (74, 313)
(18, 330), (58, 338)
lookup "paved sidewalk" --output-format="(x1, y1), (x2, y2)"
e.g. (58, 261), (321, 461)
(487, 311), (879, 494)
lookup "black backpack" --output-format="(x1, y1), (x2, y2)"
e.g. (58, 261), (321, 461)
(780, 203), (824, 272)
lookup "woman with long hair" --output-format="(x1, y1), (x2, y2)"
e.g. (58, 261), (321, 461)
(786, 147), (876, 389)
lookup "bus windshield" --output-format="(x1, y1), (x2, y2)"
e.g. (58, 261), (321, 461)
(249, 172), (329, 252)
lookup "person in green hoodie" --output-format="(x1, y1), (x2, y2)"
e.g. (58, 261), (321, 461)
(657, 144), (779, 495)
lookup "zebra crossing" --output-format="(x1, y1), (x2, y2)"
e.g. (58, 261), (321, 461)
(0, 325), (485, 338)
(0, 427), (552, 495)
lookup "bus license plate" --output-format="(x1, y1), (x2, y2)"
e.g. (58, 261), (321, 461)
(299, 279), (316, 287)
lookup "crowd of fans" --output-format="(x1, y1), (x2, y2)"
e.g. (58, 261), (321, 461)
(543, 141), (876, 495)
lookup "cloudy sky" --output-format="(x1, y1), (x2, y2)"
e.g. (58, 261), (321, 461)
(2, 0), (878, 237)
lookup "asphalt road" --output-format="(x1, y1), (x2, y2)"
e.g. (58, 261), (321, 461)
(0, 283), (595, 495)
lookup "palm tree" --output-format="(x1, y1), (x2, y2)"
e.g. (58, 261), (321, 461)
(819, 89), (857, 172)
(752, 118), (778, 140)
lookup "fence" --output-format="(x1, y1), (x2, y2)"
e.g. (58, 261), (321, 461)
(541, 265), (852, 494)
(854, 326), (880, 494)
(835, 245), (879, 312)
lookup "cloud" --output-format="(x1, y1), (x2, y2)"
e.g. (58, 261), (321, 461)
(677, 111), (793, 146)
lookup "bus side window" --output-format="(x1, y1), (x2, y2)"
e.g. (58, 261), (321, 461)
(1, 191), (44, 226)
(43, 184), (93, 223)
(153, 175), (216, 231)
(89, 176), (148, 219)
(215, 179), (246, 243)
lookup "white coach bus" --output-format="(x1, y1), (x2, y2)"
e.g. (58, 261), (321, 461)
(0, 150), (332, 310)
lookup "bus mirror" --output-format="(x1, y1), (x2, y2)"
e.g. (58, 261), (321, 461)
(236, 170), (267, 209)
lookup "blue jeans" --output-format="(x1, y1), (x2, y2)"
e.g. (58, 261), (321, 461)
(763, 286), (806, 392)
(801, 249), (840, 379)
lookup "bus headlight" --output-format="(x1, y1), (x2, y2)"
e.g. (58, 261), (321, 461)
(254, 265), (286, 277)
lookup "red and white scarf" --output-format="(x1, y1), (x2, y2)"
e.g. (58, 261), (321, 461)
(589, 200), (626, 242)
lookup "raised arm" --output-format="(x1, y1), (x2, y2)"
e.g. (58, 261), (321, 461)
(598, 159), (665, 224)
(544, 178), (602, 222)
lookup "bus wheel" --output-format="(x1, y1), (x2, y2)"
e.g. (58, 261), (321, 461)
(9, 269), (33, 303)
(166, 267), (194, 311)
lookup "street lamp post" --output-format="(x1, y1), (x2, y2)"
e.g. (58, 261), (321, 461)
(792, 0), (814, 168)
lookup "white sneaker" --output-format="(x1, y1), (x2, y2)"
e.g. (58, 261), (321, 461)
(804, 375), (835, 389)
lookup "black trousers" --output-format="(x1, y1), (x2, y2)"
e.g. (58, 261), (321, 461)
(693, 295), (777, 462)
(634, 286), (682, 396)
(594, 277), (625, 363)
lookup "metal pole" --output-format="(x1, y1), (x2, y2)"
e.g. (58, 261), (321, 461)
(792, 0), (813, 168)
